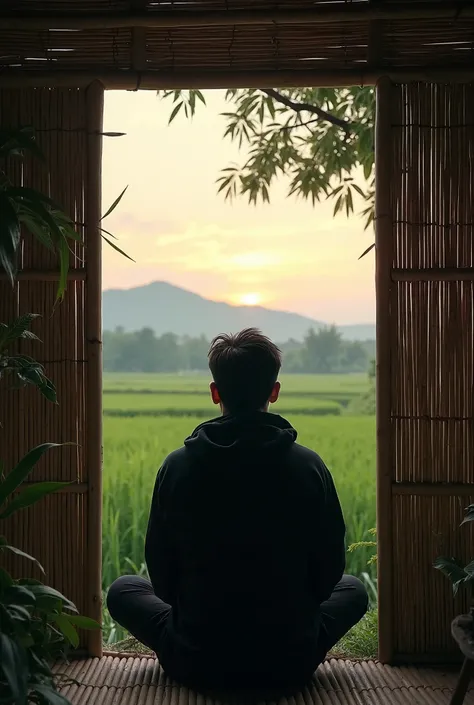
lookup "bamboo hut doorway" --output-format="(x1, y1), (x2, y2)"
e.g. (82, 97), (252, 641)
(2, 76), (473, 667)
(1, 2), (474, 664)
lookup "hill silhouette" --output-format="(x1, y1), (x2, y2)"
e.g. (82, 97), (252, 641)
(102, 281), (375, 342)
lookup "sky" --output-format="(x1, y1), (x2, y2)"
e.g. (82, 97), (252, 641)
(102, 90), (375, 325)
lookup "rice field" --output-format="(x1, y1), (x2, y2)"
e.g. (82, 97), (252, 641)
(102, 373), (377, 644)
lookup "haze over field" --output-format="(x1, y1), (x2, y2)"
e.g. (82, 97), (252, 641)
(103, 280), (375, 341)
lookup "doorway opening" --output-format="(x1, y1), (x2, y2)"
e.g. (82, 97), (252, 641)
(98, 86), (378, 654)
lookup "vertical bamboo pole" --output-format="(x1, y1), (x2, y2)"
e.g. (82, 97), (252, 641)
(85, 80), (104, 657)
(375, 76), (394, 663)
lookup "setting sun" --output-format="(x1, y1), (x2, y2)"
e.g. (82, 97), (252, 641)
(239, 292), (262, 306)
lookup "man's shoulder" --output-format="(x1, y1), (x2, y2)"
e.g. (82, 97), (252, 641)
(286, 443), (334, 495)
(161, 445), (189, 469)
(288, 441), (327, 469)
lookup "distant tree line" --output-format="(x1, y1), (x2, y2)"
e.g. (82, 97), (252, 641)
(103, 325), (375, 375)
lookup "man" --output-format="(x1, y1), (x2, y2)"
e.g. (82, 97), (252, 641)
(107, 328), (368, 690)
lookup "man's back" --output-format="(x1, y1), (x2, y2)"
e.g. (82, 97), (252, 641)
(145, 412), (346, 688)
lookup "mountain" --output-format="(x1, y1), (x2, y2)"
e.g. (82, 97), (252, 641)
(102, 281), (375, 342)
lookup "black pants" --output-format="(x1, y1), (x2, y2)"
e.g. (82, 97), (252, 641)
(107, 574), (368, 680)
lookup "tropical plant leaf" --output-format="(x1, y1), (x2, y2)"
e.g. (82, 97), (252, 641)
(54, 614), (80, 648)
(0, 191), (21, 284)
(27, 583), (78, 613)
(55, 235), (70, 302)
(7, 603), (32, 624)
(0, 443), (63, 506)
(101, 186), (128, 221)
(4, 584), (36, 605)
(0, 481), (71, 520)
(0, 566), (13, 590)
(37, 377), (58, 404)
(0, 541), (45, 574)
(0, 632), (27, 705)
(14, 365), (58, 403)
(0, 126), (44, 162)
(64, 614), (101, 630)
(461, 504), (474, 525)
(31, 684), (71, 705)
(0, 313), (40, 349)
(433, 556), (468, 594)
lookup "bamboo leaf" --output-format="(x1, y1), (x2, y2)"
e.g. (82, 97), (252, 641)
(195, 90), (206, 106)
(6, 186), (59, 210)
(168, 102), (183, 124)
(18, 212), (54, 251)
(101, 235), (135, 262)
(101, 186), (128, 221)
(358, 242), (375, 259)
(99, 227), (117, 240)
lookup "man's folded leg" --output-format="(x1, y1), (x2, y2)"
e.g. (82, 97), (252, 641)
(106, 575), (171, 653)
(315, 574), (369, 663)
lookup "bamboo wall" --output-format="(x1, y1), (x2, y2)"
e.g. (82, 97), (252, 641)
(376, 79), (474, 663)
(0, 84), (103, 655)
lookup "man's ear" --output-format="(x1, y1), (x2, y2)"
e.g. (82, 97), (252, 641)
(210, 381), (221, 405)
(269, 381), (281, 404)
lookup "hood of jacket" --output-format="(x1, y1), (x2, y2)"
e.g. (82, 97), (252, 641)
(184, 411), (297, 461)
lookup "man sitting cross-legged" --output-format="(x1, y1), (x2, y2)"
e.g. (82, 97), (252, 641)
(107, 328), (368, 691)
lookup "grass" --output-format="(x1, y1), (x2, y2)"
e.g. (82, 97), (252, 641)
(333, 610), (378, 659)
(104, 372), (369, 396)
(103, 393), (343, 417)
(102, 373), (377, 656)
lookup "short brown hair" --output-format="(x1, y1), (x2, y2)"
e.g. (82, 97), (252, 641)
(208, 328), (282, 413)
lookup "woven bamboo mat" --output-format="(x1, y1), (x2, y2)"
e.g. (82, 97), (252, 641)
(56, 656), (474, 704)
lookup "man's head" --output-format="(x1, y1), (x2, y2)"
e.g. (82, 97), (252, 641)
(208, 328), (282, 415)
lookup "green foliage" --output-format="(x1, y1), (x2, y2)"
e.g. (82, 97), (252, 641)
(0, 314), (56, 403)
(0, 122), (116, 704)
(0, 444), (100, 704)
(348, 528), (377, 567)
(434, 504), (474, 596)
(333, 609), (378, 659)
(0, 126), (130, 301)
(103, 326), (375, 375)
(346, 358), (375, 416)
(159, 87), (375, 237)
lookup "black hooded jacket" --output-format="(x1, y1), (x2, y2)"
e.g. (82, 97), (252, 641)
(145, 412), (346, 689)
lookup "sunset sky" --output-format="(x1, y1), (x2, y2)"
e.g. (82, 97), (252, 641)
(102, 90), (375, 325)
